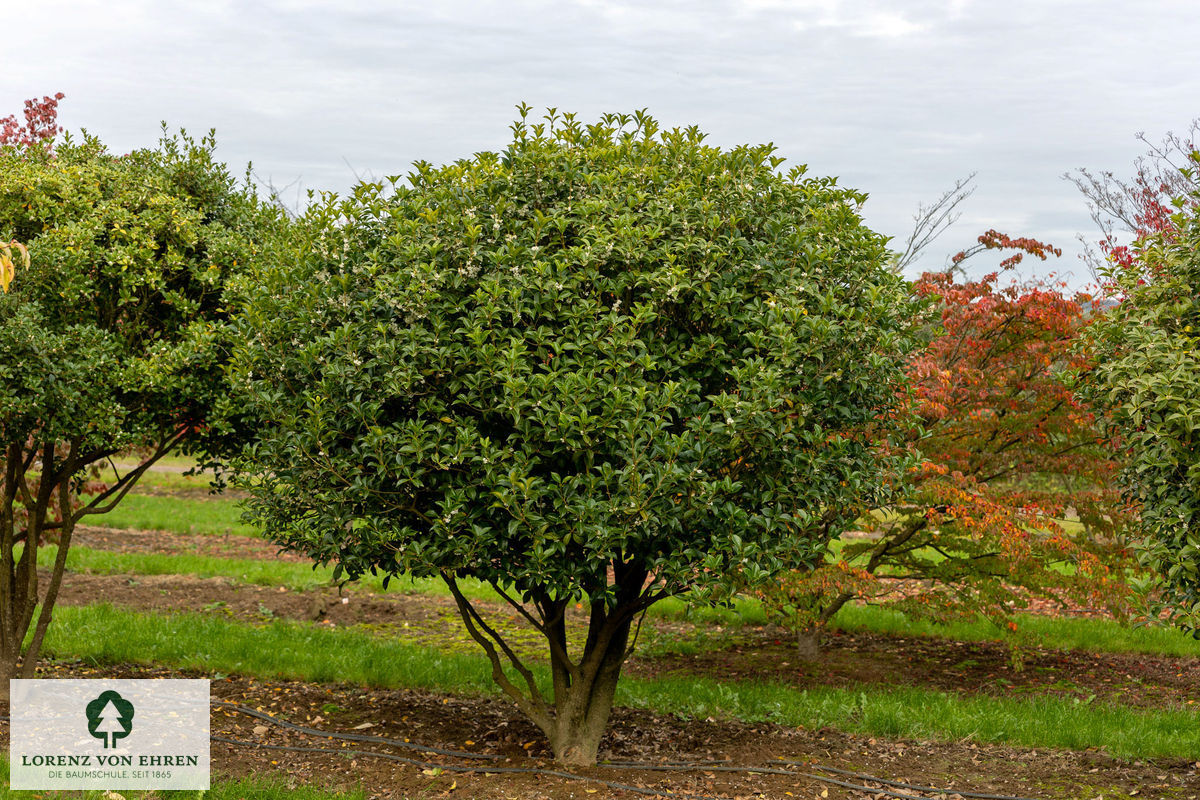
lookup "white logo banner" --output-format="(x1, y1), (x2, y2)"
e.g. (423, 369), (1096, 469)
(9, 679), (210, 790)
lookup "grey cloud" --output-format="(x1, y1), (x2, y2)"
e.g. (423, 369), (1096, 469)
(3, 0), (1196, 286)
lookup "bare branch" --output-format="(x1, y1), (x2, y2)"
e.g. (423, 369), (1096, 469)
(74, 428), (187, 520)
(442, 573), (549, 724)
(490, 581), (579, 677)
(894, 173), (977, 273)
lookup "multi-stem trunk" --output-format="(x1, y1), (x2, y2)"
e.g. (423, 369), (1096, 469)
(0, 432), (182, 704)
(444, 562), (653, 766)
(541, 599), (634, 765)
(0, 441), (67, 705)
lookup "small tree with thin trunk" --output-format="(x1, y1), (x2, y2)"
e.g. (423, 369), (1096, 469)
(758, 234), (1137, 659)
(0, 109), (273, 702)
(231, 107), (918, 765)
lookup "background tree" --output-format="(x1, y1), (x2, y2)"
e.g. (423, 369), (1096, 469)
(1082, 151), (1200, 633)
(231, 108), (919, 765)
(0, 101), (274, 701)
(1067, 120), (1199, 282)
(0, 93), (65, 151)
(759, 231), (1136, 658)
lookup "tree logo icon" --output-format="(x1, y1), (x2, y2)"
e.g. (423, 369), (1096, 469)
(85, 690), (134, 748)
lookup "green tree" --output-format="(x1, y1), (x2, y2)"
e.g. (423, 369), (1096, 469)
(232, 108), (918, 764)
(0, 127), (275, 701)
(1083, 152), (1200, 632)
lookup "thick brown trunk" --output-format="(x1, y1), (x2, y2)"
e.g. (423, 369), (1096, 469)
(796, 624), (822, 661)
(446, 564), (647, 768)
(543, 613), (630, 765)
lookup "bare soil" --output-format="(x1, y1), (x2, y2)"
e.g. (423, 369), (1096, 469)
(7, 661), (1197, 800)
(74, 524), (311, 562)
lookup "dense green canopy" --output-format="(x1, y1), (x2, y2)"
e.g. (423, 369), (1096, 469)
(234, 110), (918, 603)
(0, 129), (274, 689)
(1084, 166), (1200, 632)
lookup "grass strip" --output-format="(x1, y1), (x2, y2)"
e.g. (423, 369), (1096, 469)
(41, 545), (502, 602)
(0, 756), (364, 800)
(93, 494), (259, 538)
(829, 603), (1200, 658)
(47, 544), (1200, 659)
(41, 604), (1200, 761)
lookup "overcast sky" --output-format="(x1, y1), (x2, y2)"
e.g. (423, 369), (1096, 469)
(6, 0), (1196, 286)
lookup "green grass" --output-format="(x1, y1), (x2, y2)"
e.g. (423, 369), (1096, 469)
(41, 544), (503, 602)
(831, 603), (1200, 657)
(45, 542), (1200, 658)
(40, 604), (1200, 761)
(87, 494), (259, 537)
(0, 755), (365, 800)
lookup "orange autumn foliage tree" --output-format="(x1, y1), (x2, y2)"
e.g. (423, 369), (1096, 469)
(760, 232), (1137, 657)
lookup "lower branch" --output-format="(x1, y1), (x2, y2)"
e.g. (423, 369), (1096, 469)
(442, 573), (550, 729)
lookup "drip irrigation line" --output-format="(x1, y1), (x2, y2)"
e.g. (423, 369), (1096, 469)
(212, 700), (499, 761)
(215, 732), (933, 800)
(602, 762), (936, 800)
(806, 765), (1042, 800)
(212, 735), (732, 800)
(213, 700), (1042, 800)
(603, 759), (734, 767)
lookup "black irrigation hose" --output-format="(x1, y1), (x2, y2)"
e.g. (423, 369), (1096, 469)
(213, 700), (1044, 800)
(602, 761), (937, 800)
(212, 700), (498, 761)
(806, 765), (1042, 800)
(603, 759), (734, 767)
(215, 731), (939, 800)
(604, 760), (1042, 800)
(212, 735), (732, 800)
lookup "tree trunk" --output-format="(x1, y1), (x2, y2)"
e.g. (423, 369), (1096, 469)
(21, 475), (77, 677)
(796, 624), (821, 661)
(542, 612), (631, 765)
(0, 442), (55, 697)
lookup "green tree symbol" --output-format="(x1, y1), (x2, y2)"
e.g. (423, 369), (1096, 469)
(86, 691), (134, 748)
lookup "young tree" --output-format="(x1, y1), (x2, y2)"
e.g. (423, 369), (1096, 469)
(0, 107), (275, 700)
(231, 107), (918, 764)
(759, 231), (1135, 657)
(1082, 152), (1200, 633)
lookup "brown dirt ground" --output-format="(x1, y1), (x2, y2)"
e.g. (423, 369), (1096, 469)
(74, 524), (311, 562)
(5, 661), (1197, 800)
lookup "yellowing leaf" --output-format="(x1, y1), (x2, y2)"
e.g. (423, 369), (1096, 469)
(0, 253), (13, 293)
(1, 240), (28, 293)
